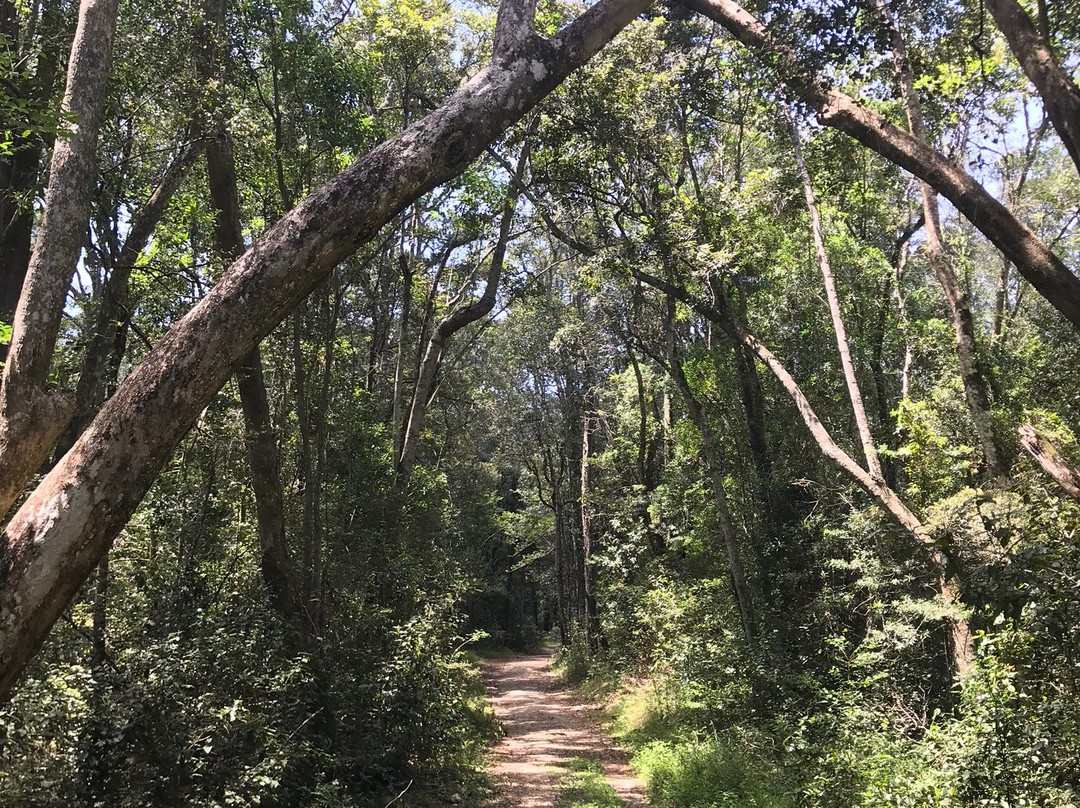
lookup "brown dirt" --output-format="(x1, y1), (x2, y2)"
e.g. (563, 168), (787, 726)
(480, 650), (647, 808)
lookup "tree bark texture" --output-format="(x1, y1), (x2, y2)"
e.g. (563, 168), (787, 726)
(0, 0), (650, 701)
(1018, 425), (1080, 503)
(681, 0), (1080, 331)
(0, 0), (120, 518)
(986, 0), (1080, 177)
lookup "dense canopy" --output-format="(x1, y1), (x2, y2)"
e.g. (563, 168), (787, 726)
(1, 0), (1079, 804)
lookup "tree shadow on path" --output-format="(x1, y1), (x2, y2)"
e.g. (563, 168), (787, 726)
(480, 650), (646, 808)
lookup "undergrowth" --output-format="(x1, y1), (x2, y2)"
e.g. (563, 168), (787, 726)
(555, 757), (625, 808)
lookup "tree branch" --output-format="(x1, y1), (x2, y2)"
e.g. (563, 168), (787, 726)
(1019, 425), (1080, 502)
(0, 0), (652, 702)
(681, 0), (1080, 331)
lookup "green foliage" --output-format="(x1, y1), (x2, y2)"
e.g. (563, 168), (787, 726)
(635, 737), (792, 808)
(8, 0), (1080, 804)
(888, 397), (976, 506)
(555, 757), (625, 808)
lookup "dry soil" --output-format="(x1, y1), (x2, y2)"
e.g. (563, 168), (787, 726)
(480, 650), (646, 808)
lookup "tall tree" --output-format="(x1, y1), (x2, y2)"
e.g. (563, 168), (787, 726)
(789, 116), (885, 484)
(634, 266), (975, 674)
(0, 0), (119, 517)
(873, 0), (1006, 482)
(193, 0), (305, 631)
(0, 0), (650, 700)
(393, 137), (529, 498)
(681, 0), (1080, 330)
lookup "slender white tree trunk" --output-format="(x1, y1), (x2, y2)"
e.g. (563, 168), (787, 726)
(0, 0), (120, 516)
(789, 117), (884, 483)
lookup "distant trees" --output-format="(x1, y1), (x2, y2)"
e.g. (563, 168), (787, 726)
(1, 0), (1080, 802)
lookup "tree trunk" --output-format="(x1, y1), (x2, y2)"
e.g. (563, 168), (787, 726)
(0, 0), (120, 518)
(669, 345), (757, 642)
(305, 287), (341, 627)
(393, 141), (527, 494)
(1018, 425), (1080, 503)
(681, 0), (1080, 331)
(873, 0), (1006, 483)
(789, 118), (884, 482)
(235, 349), (304, 627)
(625, 344), (651, 487)
(732, 340), (772, 509)
(391, 254), (413, 463)
(545, 452), (571, 645)
(579, 403), (601, 652)
(872, 269), (899, 489)
(81, 556), (110, 807)
(195, 0), (304, 632)
(635, 267), (975, 675)
(0, 0), (650, 701)
(985, 0), (1080, 177)
(0, 0), (62, 341)
(892, 236), (915, 401)
(293, 309), (318, 603)
(57, 140), (202, 458)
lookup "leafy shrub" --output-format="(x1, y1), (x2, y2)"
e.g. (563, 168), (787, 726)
(635, 737), (792, 808)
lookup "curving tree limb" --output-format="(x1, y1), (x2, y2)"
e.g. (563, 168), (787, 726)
(1019, 425), (1080, 503)
(681, 0), (1080, 331)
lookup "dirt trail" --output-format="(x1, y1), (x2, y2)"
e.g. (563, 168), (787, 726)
(480, 651), (646, 808)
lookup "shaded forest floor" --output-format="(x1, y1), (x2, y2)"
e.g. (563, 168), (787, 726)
(480, 650), (647, 808)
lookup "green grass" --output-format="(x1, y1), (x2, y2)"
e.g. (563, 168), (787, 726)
(605, 679), (793, 808)
(632, 738), (793, 808)
(555, 757), (626, 808)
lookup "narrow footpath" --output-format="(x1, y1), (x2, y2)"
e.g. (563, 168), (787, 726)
(480, 651), (646, 808)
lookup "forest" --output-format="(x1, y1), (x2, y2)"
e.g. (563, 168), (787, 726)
(1, 0), (1079, 804)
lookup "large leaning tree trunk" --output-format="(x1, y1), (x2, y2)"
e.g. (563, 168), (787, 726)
(681, 0), (1080, 332)
(0, 0), (120, 518)
(985, 0), (1080, 178)
(873, 0), (1006, 483)
(0, 0), (651, 702)
(633, 267), (976, 676)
